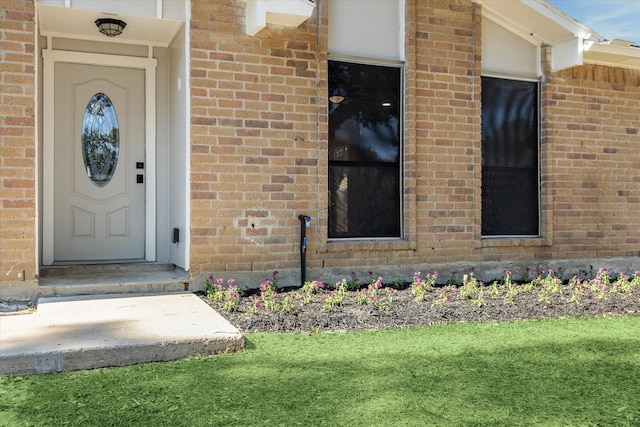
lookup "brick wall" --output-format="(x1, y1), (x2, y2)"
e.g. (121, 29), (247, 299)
(189, 0), (323, 278)
(543, 64), (640, 260)
(190, 0), (640, 287)
(0, 0), (37, 295)
(1, 0), (636, 297)
(412, 0), (480, 261)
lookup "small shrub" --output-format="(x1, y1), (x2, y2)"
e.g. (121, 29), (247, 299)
(431, 287), (450, 308)
(411, 271), (438, 303)
(223, 286), (241, 312)
(301, 280), (325, 304)
(324, 280), (348, 310)
(533, 269), (562, 304)
(485, 282), (500, 298)
(281, 292), (297, 313)
(470, 291), (485, 307)
(459, 273), (482, 299)
(587, 268), (611, 300)
(204, 276), (240, 312)
(501, 270), (520, 305)
(616, 270), (640, 299)
(259, 279), (280, 311)
(354, 290), (368, 305)
(354, 276), (390, 310)
(567, 276), (585, 304)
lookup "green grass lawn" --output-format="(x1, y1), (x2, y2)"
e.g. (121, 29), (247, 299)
(1, 316), (639, 426)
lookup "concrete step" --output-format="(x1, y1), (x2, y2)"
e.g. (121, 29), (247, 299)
(39, 263), (190, 297)
(0, 293), (244, 375)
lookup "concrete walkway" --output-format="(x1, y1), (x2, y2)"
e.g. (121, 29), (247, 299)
(0, 293), (244, 375)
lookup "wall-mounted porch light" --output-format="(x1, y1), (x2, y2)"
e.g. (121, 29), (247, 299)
(95, 18), (127, 37)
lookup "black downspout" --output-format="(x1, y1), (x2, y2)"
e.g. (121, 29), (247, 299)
(298, 215), (311, 287)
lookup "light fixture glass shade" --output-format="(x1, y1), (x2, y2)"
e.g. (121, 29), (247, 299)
(95, 18), (127, 37)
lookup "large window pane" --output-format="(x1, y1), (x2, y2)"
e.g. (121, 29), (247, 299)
(328, 60), (402, 239)
(481, 76), (539, 236)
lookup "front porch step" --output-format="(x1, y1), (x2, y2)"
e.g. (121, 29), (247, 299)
(38, 263), (190, 298)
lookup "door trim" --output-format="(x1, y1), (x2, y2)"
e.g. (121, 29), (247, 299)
(42, 49), (158, 265)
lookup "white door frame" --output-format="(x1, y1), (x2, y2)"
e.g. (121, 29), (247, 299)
(42, 49), (158, 265)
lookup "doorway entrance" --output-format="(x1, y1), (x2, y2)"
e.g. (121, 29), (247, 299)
(53, 63), (146, 262)
(42, 50), (157, 265)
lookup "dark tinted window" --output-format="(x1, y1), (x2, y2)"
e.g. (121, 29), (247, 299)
(481, 76), (539, 236)
(328, 61), (402, 238)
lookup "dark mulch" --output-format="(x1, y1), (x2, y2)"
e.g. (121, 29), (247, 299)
(199, 286), (640, 333)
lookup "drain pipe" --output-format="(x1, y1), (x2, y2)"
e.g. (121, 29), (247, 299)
(298, 214), (311, 286)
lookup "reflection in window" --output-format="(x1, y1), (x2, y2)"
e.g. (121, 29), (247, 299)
(481, 77), (539, 236)
(82, 93), (120, 187)
(328, 60), (402, 238)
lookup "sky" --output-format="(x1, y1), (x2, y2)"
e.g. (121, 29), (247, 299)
(546, 0), (640, 44)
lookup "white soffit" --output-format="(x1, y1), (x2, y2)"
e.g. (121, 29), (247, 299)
(479, 0), (640, 71)
(475, 0), (600, 71)
(37, 3), (183, 48)
(585, 41), (640, 71)
(477, 0), (596, 45)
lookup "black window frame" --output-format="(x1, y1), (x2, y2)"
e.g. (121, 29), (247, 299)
(481, 75), (540, 237)
(328, 59), (403, 240)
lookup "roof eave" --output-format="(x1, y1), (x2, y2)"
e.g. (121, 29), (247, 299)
(473, 0), (627, 71)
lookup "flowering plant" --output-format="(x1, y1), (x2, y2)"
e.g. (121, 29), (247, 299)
(203, 267), (640, 316)
(203, 276), (240, 312)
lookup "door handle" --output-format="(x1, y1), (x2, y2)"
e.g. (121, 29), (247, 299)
(136, 162), (144, 183)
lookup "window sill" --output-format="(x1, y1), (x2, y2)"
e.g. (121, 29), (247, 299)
(321, 239), (415, 253)
(477, 236), (551, 248)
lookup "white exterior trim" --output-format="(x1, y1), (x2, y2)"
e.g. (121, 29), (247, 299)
(184, 1), (192, 271)
(42, 49), (158, 265)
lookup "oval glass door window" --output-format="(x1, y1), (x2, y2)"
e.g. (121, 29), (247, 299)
(82, 93), (120, 187)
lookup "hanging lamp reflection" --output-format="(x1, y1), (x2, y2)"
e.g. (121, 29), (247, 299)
(82, 93), (120, 187)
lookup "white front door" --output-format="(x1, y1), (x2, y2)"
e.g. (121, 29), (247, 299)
(53, 62), (146, 262)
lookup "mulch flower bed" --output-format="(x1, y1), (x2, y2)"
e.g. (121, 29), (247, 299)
(200, 269), (640, 333)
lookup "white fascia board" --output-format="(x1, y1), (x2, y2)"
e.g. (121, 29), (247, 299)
(244, 0), (315, 36)
(551, 36), (583, 71)
(246, 0), (268, 36)
(584, 44), (640, 70)
(267, 0), (316, 26)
